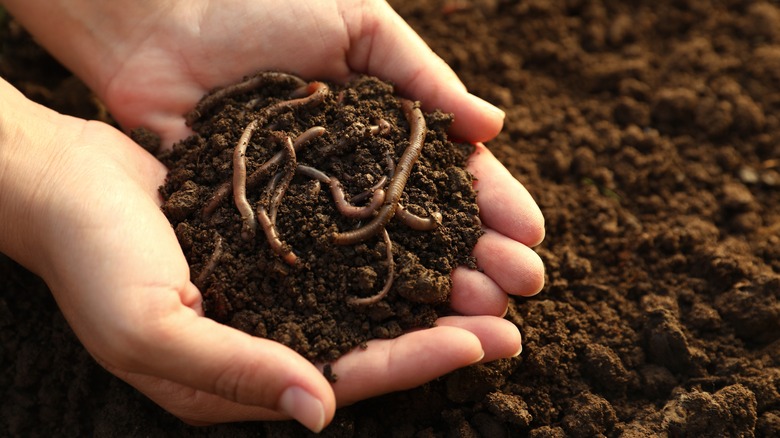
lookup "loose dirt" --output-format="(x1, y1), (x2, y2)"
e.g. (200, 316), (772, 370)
(2, 1), (779, 437)
(159, 73), (480, 363)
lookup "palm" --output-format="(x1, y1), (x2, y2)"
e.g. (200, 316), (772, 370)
(100, 1), (360, 145)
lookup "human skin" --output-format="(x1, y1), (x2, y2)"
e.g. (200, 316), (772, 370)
(0, 0), (545, 433)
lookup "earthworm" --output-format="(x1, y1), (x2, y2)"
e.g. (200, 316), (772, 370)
(248, 81), (329, 110)
(292, 81), (329, 100)
(296, 164), (331, 183)
(329, 179), (386, 219)
(201, 126), (325, 219)
(185, 72), (307, 125)
(269, 136), (297, 223)
(246, 126), (325, 191)
(295, 165), (387, 219)
(353, 150), (393, 203)
(385, 150), (396, 178)
(194, 233), (223, 289)
(351, 151), (394, 204)
(332, 99), (427, 245)
(349, 175), (388, 204)
(234, 119), (260, 240)
(396, 204), (442, 231)
(369, 118), (392, 136)
(262, 173), (284, 225)
(219, 84), (328, 228)
(293, 126), (327, 149)
(257, 204), (298, 266)
(347, 228), (395, 306)
(201, 180), (232, 219)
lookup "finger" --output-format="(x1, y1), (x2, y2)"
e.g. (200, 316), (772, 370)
(450, 266), (509, 316)
(109, 371), (286, 425)
(473, 229), (545, 296)
(467, 143), (545, 246)
(326, 326), (484, 406)
(342, 2), (505, 142)
(436, 315), (522, 362)
(120, 308), (335, 432)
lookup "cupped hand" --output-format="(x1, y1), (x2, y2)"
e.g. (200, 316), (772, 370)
(1, 0), (545, 431)
(0, 91), (329, 429)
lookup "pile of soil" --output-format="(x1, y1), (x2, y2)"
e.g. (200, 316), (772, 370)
(158, 73), (480, 363)
(2, 0), (779, 436)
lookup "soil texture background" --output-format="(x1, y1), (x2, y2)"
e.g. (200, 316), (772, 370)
(2, 1), (779, 437)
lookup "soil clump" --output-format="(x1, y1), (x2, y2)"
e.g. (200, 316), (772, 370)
(159, 73), (480, 362)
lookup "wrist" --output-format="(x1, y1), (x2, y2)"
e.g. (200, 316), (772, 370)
(0, 78), (75, 275)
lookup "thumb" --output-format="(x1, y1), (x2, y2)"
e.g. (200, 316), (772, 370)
(343, 1), (505, 142)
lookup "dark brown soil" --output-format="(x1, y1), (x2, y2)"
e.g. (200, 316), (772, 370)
(2, 1), (780, 437)
(158, 74), (480, 363)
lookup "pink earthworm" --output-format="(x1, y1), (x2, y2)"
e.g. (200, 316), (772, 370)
(296, 165), (387, 219)
(194, 233), (224, 289)
(369, 118), (392, 136)
(233, 119), (260, 240)
(269, 136), (297, 223)
(329, 179), (386, 219)
(248, 81), (329, 110)
(347, 228), (395, 306)
(396, 204), (442, 231)
(219, 83), (329, 233)
(201, 126), (325, 219)
(331, 99), (427, 245)
(185, 72), (307, 125)
(257, 204), (298, 266)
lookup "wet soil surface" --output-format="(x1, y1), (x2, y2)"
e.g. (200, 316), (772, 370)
(2, 1), (780, 436)
(159, 74), (480, 363)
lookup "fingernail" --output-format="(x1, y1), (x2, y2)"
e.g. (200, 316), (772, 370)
(513, 343), (523, 357)
(471, 349), (486, 365)
(467, 93), (505, 120)
(279, 386), (326, 433)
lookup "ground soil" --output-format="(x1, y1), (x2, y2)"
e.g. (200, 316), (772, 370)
(2, 1), (779, 437)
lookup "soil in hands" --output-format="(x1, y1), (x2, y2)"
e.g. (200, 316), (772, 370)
(158, 74), (482, 363)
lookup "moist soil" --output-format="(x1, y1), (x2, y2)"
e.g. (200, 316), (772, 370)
(158, 74), (481, 363)
(2, 1), (780, 437)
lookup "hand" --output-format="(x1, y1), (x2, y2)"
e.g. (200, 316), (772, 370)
(0, 82), (336, 429)
(1, 0), (545, 431)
